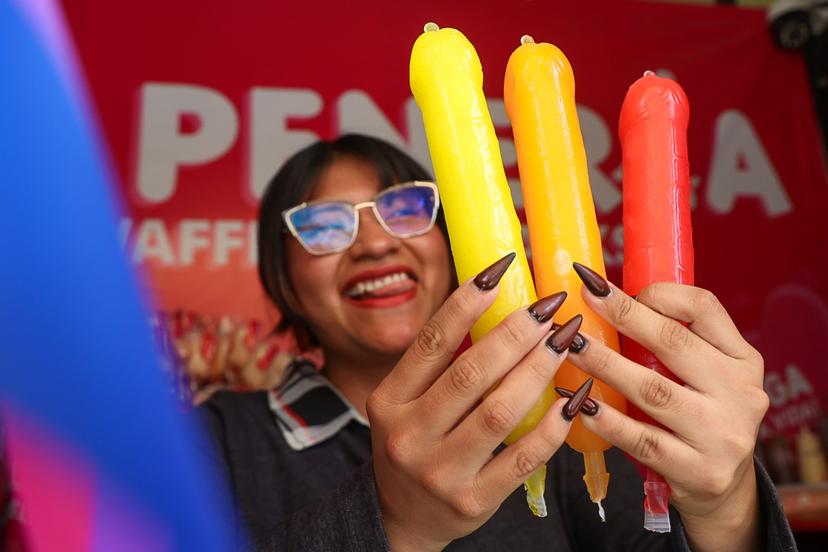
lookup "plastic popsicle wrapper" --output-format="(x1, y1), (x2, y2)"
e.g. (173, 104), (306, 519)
(410, 23), (555, 517)
(504, 35), (626, 521)
(619, 70), (694, 532)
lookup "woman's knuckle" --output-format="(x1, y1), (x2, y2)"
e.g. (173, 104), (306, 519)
(613, 294), (637, 325)
(703, 469), (732, 497)
(633, 431), (665, 463)
(723, 381), (768, 423)
(419, 467), (447, 496)
(512, 448), (543, 480)
(450, 492), (485, 520)
(659, 319), (690, 351)
(497, 316), (527, 349)
(413, 321), (445, 360)
(481, 399), (516, 435)
(639, 375), (673, 409)
(737, 434), (756, 457)
(449, 356), (484, 395)
(753, 388), (771, 417)
(637, 283), (663, 308)
(385, 430), (414, 467)
(745, 347), (765, 375)
(723, 429), (754, 457)
(691, 288), (723, 317)
(739, 384), (770, 419)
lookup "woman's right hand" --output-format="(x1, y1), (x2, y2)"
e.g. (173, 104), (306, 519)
(366, 254), (584, 551)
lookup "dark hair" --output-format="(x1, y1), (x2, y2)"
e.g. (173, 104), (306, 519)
(257, 133), (449, 348)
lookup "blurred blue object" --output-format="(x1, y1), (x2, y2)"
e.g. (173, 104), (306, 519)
(0, 1), (238, 549)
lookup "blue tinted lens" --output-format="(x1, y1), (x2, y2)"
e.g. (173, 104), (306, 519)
(375, 186), (436, 236)
(288, 202), (355, 253)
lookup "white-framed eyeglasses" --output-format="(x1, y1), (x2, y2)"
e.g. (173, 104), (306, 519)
(282, 181), (440, 255)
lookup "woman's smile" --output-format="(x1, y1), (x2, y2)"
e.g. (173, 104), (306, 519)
(342, 264), (419, 309)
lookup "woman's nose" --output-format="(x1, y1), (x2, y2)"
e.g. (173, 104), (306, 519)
(348, 208), (401, 259)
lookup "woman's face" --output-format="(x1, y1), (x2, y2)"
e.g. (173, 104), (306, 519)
(285, 157), (452, 360)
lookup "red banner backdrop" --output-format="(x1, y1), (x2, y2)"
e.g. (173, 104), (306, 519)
(61, 0), (828, 433)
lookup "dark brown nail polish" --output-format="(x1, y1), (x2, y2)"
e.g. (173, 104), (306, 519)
(569, 332), (588, 353)
(546, 315), (583, 354)
(550, 322), (588, 353)
(555, 386), (599, 416)
(528, 291), (567, 323)
(473, 252), (516, 291)
(561, 378), (594, 422)
(573, 262), (611, 298)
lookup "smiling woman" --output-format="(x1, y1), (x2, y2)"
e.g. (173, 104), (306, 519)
(199, 134), (794, 552)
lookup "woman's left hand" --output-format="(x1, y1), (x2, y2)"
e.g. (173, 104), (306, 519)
(567, 267), (769, 552)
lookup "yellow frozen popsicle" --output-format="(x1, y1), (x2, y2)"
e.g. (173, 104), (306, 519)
(410, 23), (553, 516)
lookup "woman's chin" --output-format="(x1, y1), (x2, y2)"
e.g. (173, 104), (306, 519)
(358, 327), (420, 357)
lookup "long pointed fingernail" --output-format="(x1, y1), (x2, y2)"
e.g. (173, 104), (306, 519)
(573, 262), (611, 297)
(546, 314), (583, 354)
(561, 378), (594, 421)
(474, 252), (516, 291)
(550, 322), (588, 353)
(528, 291), (567, 323)
(555, 386), (599, 416)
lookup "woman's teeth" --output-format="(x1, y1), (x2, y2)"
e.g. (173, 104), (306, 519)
(347, 272), (410, 297)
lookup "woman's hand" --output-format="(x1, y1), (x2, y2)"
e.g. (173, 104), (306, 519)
(568, 263), (769, 552)
(366, 254), (584, 552)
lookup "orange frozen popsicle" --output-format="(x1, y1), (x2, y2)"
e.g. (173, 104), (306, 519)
(504, 35), (626, 520)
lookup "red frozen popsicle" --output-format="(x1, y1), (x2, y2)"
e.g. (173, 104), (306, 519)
(619, 70), (694, 533)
